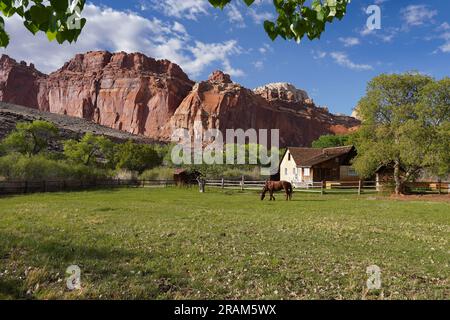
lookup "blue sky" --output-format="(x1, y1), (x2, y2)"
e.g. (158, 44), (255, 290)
(1, 0), (449, 115)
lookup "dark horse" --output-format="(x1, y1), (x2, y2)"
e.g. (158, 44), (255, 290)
(261, 180), (293, 201)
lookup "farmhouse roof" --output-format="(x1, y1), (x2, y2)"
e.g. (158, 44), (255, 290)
(287, 145), (354, 167)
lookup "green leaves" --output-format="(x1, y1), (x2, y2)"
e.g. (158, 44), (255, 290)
(0, 16), (9, 47)
(209, 0), (350, 43)
(353, 73), (450, 184)
(0, 0), (86, 47)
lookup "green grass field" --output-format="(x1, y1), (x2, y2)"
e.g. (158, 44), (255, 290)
(0, 187), (448, 300)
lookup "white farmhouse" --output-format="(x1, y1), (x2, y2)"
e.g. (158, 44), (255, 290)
(280, 146), (359, 186)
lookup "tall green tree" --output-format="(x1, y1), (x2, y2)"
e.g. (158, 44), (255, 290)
(1, 120), (58, 156)
(0, 0), (86, 47)
(209, 0), (351, 43)
(312, 134), (352, 148)
(64, 133), (114, 166)
(114, 140), (161, 173)
(352, 73), (450, 194)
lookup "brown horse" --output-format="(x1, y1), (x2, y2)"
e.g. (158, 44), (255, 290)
(261, 180), (293, 201)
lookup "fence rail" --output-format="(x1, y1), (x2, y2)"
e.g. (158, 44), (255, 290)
(1, 178), (448, 196)
(204, 179), (449, 195)
(0, 179), (176, 195)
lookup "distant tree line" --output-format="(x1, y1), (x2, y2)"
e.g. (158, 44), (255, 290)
(0, 121), (280, 181)
(0, 121), (168, 181)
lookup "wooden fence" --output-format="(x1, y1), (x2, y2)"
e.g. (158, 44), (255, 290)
(204, 178), (378, 194)
(1, 178), (447, 196)
(204, 179), (449, 195)
(0, 179), (176, 195)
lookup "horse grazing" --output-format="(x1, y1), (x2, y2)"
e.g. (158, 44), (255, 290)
(261, 180), (293, 201)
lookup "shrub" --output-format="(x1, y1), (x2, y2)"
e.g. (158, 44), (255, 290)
(114, 141), (161, 173)
(0, 153), (111, 181)
(114, 169), (139, 181)
(139, 167), (174, 180)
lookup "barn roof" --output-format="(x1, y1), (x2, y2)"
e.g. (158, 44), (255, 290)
(287, 145), (354, 167)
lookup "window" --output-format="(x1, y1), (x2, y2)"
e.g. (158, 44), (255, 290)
(348, 167), (358, 176)
(285, 168), (288, 175)
(293, 168), (296, 175)
(303, 168), (310, 176)
(288, 153), (291, 161)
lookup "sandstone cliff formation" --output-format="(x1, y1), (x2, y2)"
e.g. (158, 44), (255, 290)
(0, 51), (360, 147)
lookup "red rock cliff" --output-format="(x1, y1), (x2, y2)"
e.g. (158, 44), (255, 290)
(165, 71), (360, 146)
(0, 52), (359, 147)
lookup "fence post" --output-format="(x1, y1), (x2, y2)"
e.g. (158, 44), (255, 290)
(437, 179), (442, 195)
(42, 180), (46, 193)
(198, 178), (205, 193)
(358, 180), (362, 195)
(241, 176), (245, 191)
(221, 178), (224, 189)
(321, 181), (324, 195)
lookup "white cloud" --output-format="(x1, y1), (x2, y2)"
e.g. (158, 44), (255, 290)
(172, 22), (188, 35)
(311, 50), (327, 60)
(184, 40), (244, 77)
(253, 60), (264, 70)
(338, 37), (360, 47)
(359, 26), (398, 43)
(226, 4), (246, 27)
(401, 5), (437, 27)
(430, 23), (450, 54)
(258, 43), (273, 54)
(0, 4), (244, 78)
(439, 43), (450, 53)
(438, 22), (450, 31)
(247, 8), (275, 24)
(329, 52), (373, 71)
(145, 0), (209, 20)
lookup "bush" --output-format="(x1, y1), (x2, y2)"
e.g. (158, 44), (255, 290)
(139, 167), (174, 180)
(114, 169), (139, 181)
(115, 141), (161, 173)
(0, 153), (111, 181)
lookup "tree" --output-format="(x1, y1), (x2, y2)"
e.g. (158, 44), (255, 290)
(64, 133), (114, 166)
(312, 134), (352, 148)
(416, 78), (450, 178)
(1, 120), (58, 156)
(114, 140), (161, 173)
(209, 0), (351, 43)
(0, 0), (86, 47)
(352, 73), (450, 195)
